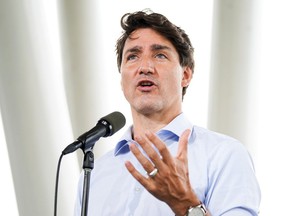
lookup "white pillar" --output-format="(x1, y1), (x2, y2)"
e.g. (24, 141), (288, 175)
(58, 0), (121, 159)
(208, 0), (261, 157)
(0, 0), (79, 215)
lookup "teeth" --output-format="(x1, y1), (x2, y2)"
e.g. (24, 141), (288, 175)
(140, 81), (153, 86)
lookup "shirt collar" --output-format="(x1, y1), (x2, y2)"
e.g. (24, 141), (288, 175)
(114, 113), (193, 156)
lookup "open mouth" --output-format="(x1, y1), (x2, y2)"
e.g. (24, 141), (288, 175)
(137, 79), (156, 91)
(138, 81), (154, 87)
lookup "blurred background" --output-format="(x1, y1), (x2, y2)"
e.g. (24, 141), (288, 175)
(0, 0), (287, 215)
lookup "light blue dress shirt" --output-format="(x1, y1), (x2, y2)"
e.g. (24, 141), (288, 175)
(74, 113), (261, 216)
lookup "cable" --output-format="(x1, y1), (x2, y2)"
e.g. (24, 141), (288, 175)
(54, 153), (64, 216)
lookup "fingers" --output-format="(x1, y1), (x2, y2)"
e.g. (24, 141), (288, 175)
(126, 128), (191, 181)
(129, 142), (156, 174)
(134, 131), (176, 172)
(124, 160), (150, 186)
(143, 131), (174, 166)
(176, 129), (191, 160)
(142, 129), (191, 165)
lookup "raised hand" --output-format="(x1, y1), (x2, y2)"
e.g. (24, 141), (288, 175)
(125, 129), (202, 216)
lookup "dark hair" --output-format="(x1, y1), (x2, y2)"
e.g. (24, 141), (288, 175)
(115, 10), (195, 98)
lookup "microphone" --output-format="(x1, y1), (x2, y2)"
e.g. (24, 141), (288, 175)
(62, 111), (126, 155)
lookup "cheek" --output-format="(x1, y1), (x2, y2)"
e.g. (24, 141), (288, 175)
(120, 75), (126, 93)
(120, 79), (124, 91)
(120, 73), (131, 96)
(164, 72), (183, 95)
(120, 64), (136, 92)
(167, 72), (182, 87)
(120, 67), (127, 87)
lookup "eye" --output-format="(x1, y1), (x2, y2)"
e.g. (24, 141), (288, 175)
(155, 53), (167, 59)
(126, 54), (138, 61)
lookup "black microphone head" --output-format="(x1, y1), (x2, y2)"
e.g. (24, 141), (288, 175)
(100, 111), (126, 137)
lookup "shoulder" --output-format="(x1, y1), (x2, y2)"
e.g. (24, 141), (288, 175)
(191, 125), (252, 163)
(192, 126), (244, 147)
(192, 125), (238, 143)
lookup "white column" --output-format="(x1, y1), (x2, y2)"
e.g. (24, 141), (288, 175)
(58, 0), (122, 159)
(208, 0), (261, 157)
(0, 0), (79, 215)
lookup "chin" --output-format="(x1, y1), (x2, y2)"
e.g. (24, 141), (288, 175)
(134, 103), (163, 115)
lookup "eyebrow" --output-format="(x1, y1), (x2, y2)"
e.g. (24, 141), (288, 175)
(124, 44), (172, 56)
(151, 44), (171, 52)
(125, 46), (142, 55)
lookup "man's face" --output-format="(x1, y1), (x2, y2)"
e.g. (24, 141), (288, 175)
(120, 28), (192, 116)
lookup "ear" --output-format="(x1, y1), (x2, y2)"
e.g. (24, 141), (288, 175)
(181, 66), (193, 87)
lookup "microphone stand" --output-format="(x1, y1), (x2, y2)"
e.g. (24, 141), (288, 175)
(81, 150), (94, 216)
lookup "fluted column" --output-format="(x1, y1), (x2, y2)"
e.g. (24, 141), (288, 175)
(58, 0), (125, 159)
(208, 0), (261, 157)
(0, 0), (79, 215)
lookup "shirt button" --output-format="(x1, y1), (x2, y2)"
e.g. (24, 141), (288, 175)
(134, 187), (141, 192)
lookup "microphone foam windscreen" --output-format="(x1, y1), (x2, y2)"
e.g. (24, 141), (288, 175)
(101, 111), (126, 134)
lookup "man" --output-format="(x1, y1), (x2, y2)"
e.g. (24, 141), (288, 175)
(74, 10), (261, 216)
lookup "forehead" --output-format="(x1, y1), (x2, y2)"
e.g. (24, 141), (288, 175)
(123, 28), (176, 52)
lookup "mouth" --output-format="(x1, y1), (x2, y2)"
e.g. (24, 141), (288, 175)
(137, 79), (156, 91)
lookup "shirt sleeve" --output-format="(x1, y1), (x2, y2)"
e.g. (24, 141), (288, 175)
(205, 139), (261, 216)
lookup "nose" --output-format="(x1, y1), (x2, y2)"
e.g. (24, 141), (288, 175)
(138, 66), (154, 75)
(137, 58), (155, 75)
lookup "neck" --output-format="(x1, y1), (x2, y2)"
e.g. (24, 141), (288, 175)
(131, 109), (182, 139)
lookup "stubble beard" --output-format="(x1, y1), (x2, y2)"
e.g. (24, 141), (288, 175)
(132, 95), (164, 116)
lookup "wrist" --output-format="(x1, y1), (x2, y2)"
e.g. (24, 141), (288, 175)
(175, 202), (208, 216)
(174, 200), (202, 216)
(184, 203), (207, 216)
(169, 190), (203, 216)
